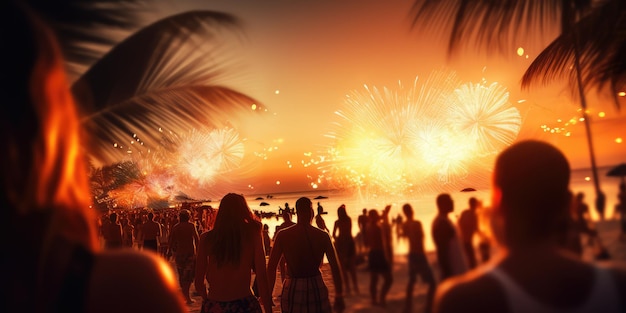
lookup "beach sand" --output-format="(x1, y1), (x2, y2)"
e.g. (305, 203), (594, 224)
(184, 219), (626, 313)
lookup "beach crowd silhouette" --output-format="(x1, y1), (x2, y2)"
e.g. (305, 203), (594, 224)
(4, 1), (626, 313)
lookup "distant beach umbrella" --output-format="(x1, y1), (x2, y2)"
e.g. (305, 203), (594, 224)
(607, 163), (626, 183)
(314, 195), (328, 199)
(460, 187), (477, 192)
(255, 197), (264, 200)
(259, 202), (270, 206)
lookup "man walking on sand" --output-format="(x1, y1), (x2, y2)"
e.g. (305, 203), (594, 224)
(268, 197), (345, 313)
(143, 212), (161, 252)
(403, 203), (436, 313)
(169, 209), (200, 304)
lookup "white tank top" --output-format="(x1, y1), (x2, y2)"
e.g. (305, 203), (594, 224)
(489, 265), (621, 313)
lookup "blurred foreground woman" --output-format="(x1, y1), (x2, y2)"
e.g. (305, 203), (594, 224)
(1, 2), (186, 312)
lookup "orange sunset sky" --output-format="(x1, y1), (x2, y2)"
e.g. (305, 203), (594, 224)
(108, 0), (626, 196)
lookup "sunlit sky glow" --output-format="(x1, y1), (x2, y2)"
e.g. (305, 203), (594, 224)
(98, 0), (625, 198)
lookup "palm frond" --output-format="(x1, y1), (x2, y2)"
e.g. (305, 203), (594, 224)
(411, 0), (593, 55)
(521, 0), (626, 107)
(70, 10), (262, 164)
(82, 85), (262, 164)
(26, 0), (148, 81)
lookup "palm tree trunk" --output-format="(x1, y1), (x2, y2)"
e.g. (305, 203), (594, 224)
(573, 26), (606, 220)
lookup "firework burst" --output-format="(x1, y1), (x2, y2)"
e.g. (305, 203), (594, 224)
(318, 70), (521, 197)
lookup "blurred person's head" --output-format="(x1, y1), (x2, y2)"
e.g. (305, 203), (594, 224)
(368, 209), (380, 223)
(469, 197), (478, 210)
(402, 203), (413, 218)
(337, 204), (348, 221)
(209, 193), (259, 267)
(436, 194), (454, 214)
(295, 197), (313, 223)
(179, 209), (190, 223)
(492, 140), (571, 248)
(2, 1), (96, 251)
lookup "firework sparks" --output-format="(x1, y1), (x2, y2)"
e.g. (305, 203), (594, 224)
(318, 70), (521, 197)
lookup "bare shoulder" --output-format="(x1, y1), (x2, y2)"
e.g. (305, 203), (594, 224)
(309, 225), (332, 241)
(434, 269), (507, 313)
(87, 250), (185, 313)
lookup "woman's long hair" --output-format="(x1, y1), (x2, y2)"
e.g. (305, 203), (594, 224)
(1, 1), (97, 251)
(337, 205), (350, 222)
(208, 193), (260, 267)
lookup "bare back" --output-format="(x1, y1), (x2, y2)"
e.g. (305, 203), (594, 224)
(199, 231), (258, 301)
(169, 222), (198, 255)
(403, 219), (425, 254)
(275, 224), (332, 277)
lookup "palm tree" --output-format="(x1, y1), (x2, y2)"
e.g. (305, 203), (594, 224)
(26, 1), (266, 200)
(70, 10), (262, 165)
(412, 0), (625, 218)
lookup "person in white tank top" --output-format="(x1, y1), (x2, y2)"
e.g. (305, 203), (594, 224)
(432, 141), (626, 313)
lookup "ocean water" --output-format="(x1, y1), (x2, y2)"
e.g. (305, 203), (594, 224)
(246, 166), (624, 254)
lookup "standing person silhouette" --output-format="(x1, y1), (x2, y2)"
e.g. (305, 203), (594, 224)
(332, 204), (359, 295)
(2, 2), (186, 312)
(364, 209), (393, 307)
(268, 197), (345, 313)
(274, 210), (296, 282)
(432, 194), (468, 281)
(458, 197), (479, 269)
(402, 204), (436, 313)
(169, 209), (200, 305)
(433, 140), (626, 313)
(357, 208), (369, 255)
(103, 213), (123, 249)
(316, 202), (330, 233)
(194, 193), (272, 313)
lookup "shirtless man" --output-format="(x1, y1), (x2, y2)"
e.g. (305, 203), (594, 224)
(432, 194), (467, 280)
(403, 203), (436, 313)
(268, 197), (344, 312)
(434, 140), (626, 313)
(274, 210), (296, 282)
(142, 212), (161, 252)
(169, 209), (200, 304)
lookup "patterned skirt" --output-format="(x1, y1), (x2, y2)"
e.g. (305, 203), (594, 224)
(281, 275), (331, 313)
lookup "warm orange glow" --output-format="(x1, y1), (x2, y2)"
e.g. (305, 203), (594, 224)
(25, 19), (97, 250)
(157, 258), (177, 286)
(617, 138), (623, 144)
(33, 44), (90, 210)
